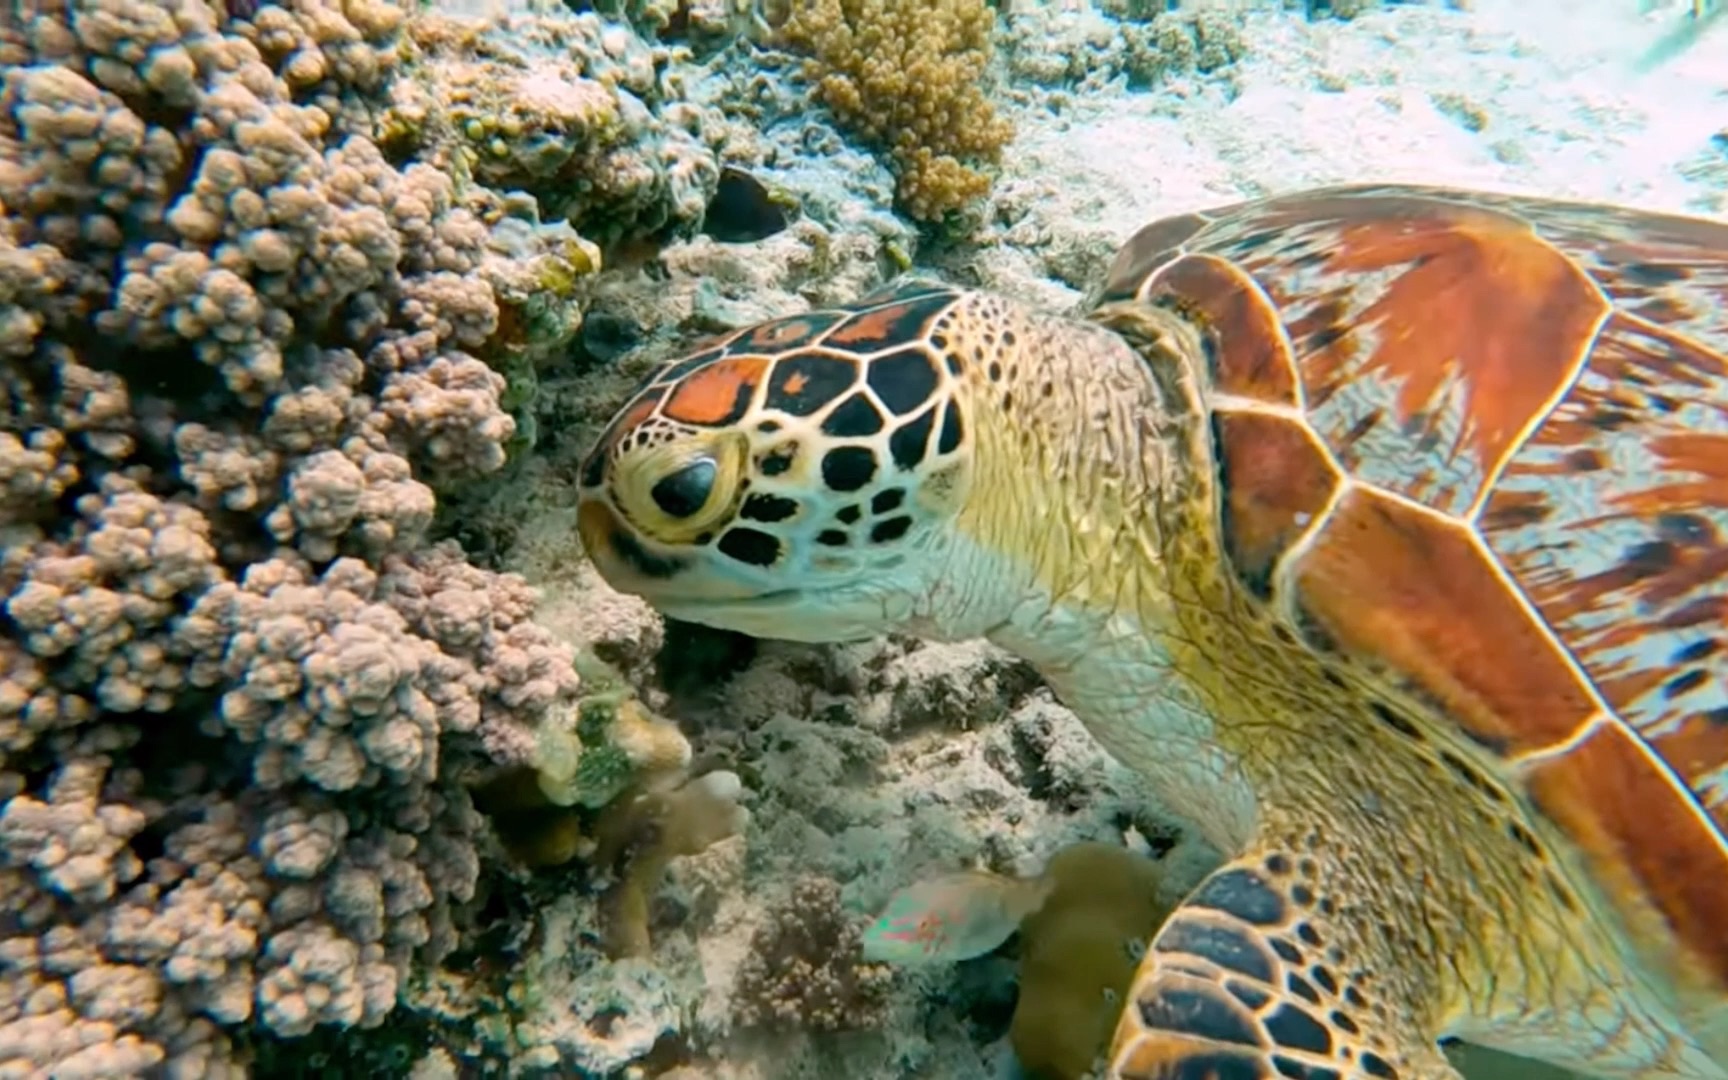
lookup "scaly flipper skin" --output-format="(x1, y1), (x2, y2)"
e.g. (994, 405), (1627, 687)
(1112, 853), (1462, 1080)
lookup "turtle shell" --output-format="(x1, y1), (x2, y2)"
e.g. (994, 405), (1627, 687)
(1099, 184), (1728, 999)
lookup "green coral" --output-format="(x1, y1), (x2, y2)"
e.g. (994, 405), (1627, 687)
(566, 699), (636, 808)
(533, 656), (687, 811)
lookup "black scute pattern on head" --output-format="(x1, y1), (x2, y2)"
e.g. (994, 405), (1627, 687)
(871, 489), (905, 514)
(822, 393), (886, 437)
(820, 290), (960, 354)
(766, 354), (859, 416)
(866, 347), (941, 415)
(889, 407), (937, 471)
(869, 516), (912, 543)
(717, 527), (781, 567)
(740, 493), (799, 523)
(938, 399), (965, 454)
(821, 446), (877, 492)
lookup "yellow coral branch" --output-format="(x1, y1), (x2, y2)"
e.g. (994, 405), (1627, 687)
(779, 0), (1015, 221)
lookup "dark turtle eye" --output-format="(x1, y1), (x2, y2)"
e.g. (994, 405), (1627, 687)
(650, 457), (717, 518)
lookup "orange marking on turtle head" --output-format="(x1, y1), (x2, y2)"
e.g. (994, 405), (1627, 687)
(661, 355), (769, 427)
(825, 305), (905, 349)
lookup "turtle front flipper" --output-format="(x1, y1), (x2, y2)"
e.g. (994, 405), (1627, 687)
(1108, 854), (1463, 1080)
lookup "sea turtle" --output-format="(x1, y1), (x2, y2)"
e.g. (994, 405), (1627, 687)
(573, 182), (1728, 1080)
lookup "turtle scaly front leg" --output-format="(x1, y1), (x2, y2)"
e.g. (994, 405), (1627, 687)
(1108, 852), (1463, 1080)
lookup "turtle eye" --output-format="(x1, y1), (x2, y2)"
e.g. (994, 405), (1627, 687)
(650, 457), (717, 518)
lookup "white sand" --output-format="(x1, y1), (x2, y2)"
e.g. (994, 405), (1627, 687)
(986, 0), (1728, 283)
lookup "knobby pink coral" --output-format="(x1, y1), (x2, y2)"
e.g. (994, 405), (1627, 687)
(0, 0), (584, 1073)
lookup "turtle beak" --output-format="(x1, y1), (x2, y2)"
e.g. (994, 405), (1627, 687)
(578, 498), (691, 594)
(578, 497), (777, 606)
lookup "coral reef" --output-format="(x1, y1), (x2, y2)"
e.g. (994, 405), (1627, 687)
(1001, 6), (1246, 94)
(732, 875), (894, 1033)
(0, 0), (606, 1072)
(776, 0), (1015, 222)
(403, 5), (728, 247)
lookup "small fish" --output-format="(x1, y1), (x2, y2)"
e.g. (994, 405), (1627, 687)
(861, 869), (1053, 966)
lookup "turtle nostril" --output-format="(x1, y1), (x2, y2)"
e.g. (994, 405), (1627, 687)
(650, 457), (717, 518)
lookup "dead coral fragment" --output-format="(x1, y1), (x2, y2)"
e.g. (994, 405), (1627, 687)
(733, 875), (893, 1032)
(778, 0), (1014, 221)
(592, 770), (749, 960)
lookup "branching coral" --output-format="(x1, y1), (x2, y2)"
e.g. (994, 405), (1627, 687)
(777, 0), (1015, 222)
(590, 769), (749, 959)
(733, 875), (894, 1032)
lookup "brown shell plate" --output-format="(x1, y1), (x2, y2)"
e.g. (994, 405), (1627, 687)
(1102, 183), (1728, 995)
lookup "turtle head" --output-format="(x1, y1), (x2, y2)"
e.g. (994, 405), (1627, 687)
(576, 281), (991, 643)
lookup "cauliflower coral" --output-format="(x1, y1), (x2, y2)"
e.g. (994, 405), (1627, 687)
(0, 0), (605, 1072)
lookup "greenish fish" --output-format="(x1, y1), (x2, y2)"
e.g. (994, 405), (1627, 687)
(861, 869), (1053, 966)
